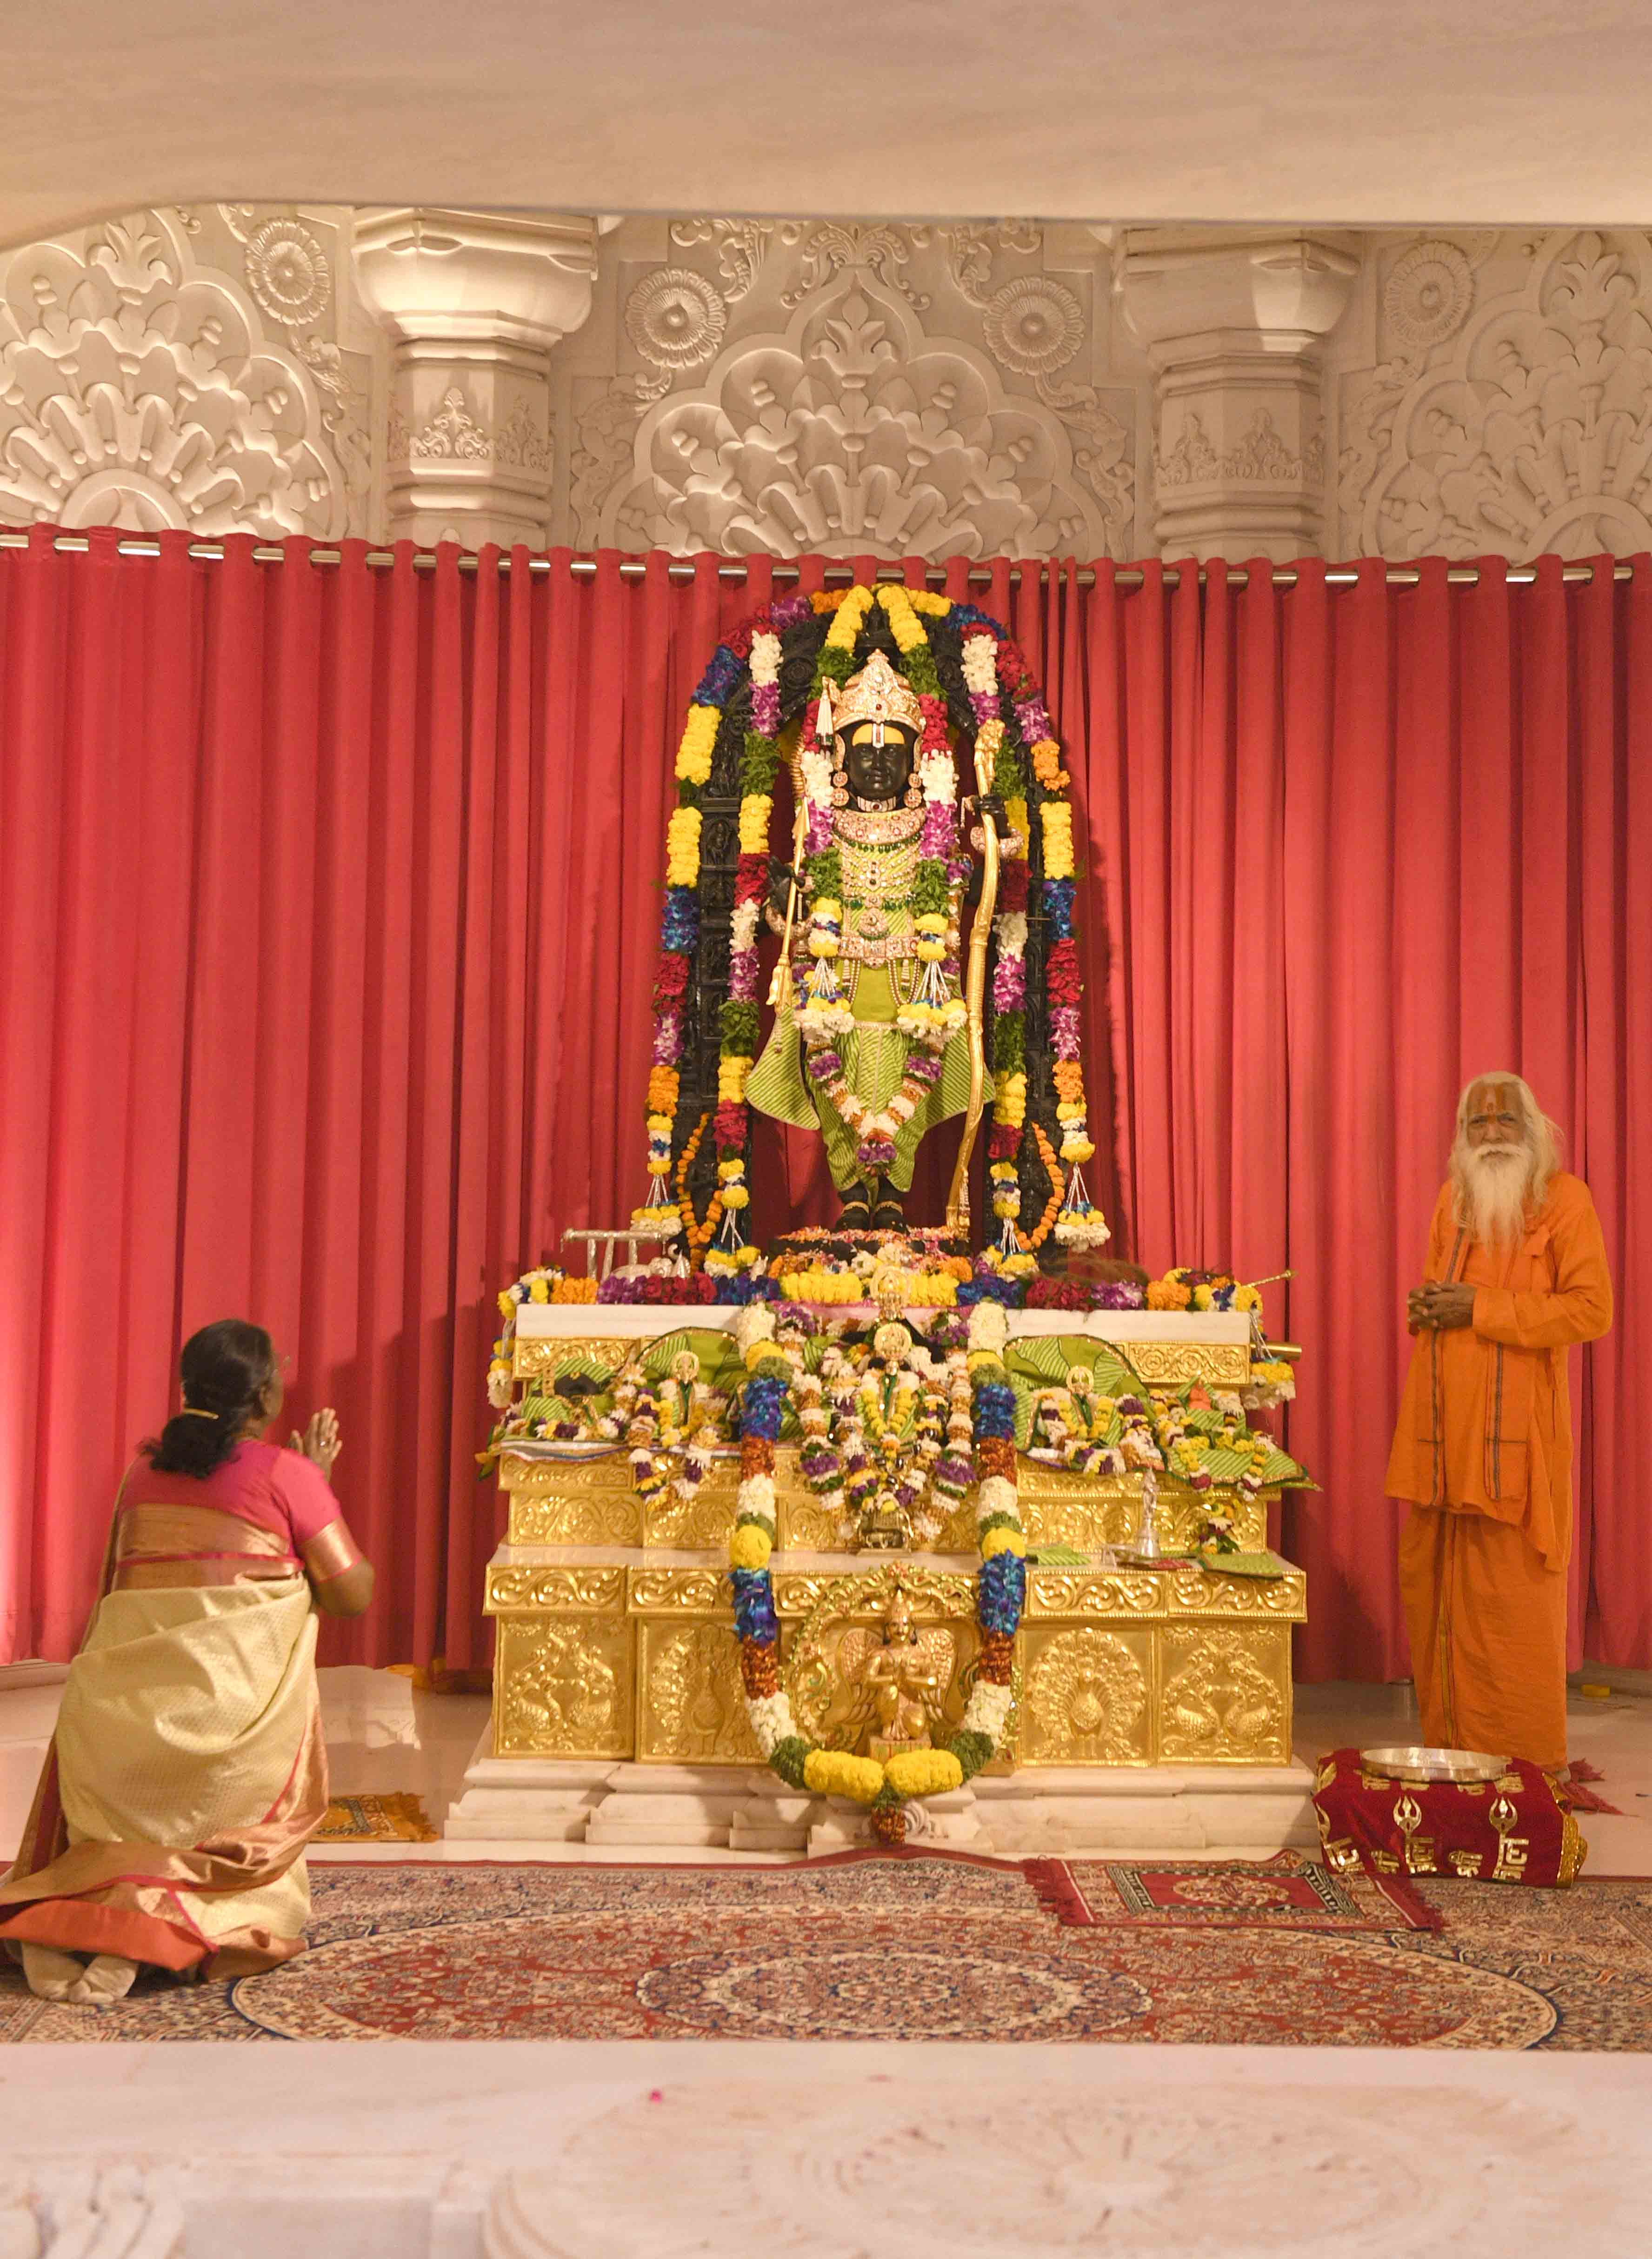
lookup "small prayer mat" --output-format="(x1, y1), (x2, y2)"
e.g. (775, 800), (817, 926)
(315, 1793), (439, 1843)
(1313, 1747), (1586, 1888)
(1038, 1850), (1436, 1932)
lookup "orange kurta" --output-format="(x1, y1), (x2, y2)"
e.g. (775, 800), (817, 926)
(1386, 1171), (1612, 1771)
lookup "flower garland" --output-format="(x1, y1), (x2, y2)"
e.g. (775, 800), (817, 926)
(642, 586), (1107, 1263)
(1146, 1267), (1264, 1314)
(726, 1300), (1024, 1844)
(486, 1266), (598, 1407)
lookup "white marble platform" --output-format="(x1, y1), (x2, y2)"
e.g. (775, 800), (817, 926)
(2, 2041), (1648, 2258)
(446, 1727), (1320, 1857)
(8, 1669), (1652, 1875)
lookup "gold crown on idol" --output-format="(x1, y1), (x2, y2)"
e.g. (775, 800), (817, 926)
(828, 648), (923, 739)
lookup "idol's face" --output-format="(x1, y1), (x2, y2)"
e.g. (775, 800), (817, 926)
(841, 722), (916, 802)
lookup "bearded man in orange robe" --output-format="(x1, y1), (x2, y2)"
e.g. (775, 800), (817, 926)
(1387, 1074), (1612, 1772)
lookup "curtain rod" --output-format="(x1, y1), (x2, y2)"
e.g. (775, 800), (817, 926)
(0, 529), (1632, 591)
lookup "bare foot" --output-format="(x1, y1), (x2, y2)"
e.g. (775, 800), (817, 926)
(66, 1954), (138, 2006)
(21, 1942), (85, 1999)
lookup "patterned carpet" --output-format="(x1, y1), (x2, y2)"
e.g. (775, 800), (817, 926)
(3, 1851), (1649, 2048)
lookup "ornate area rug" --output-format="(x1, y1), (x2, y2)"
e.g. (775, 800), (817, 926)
(315, 1793), (439, 1843)
(2, 1851), (1648, 2048)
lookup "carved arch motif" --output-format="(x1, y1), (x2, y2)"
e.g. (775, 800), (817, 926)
(0, 208), (352, 538)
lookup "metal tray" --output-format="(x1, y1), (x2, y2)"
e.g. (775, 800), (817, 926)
(1359, 1744), (1509, 1784)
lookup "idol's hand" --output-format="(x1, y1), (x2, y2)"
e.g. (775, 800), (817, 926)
(291, 1407), (342, 1476)
(767, 853), (799, 921)
(964, 793), (1012, 849)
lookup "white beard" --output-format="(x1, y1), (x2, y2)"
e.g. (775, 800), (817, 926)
(1453, 1142), (1534, 1251)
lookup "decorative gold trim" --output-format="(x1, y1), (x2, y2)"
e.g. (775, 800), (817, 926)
(628, 1567), (729, 1616)
(511, 1335), (627, 1379)
(1165, 1564), (1307, 1619)
(303, 1519), (365, 1583)
(1113, 1341), (1251, 1388)
(1025, 1569), (1166, 1618)
(485, 1566), (626, 1615)
(501, 1452), (635, 1493)
(507, 1492), (644, 1547)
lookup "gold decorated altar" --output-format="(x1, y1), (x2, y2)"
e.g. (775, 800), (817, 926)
(447, 1305), (1314, 1853)
(446, 588), (1316, 1855)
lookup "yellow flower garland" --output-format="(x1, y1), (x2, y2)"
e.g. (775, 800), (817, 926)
(1040, 801), (1075, 880)
(675, 704), (719, 784)
(804, 1749), (886, 1803)
(884, 1748), (964, 1798)
(665, 805), (702, 887)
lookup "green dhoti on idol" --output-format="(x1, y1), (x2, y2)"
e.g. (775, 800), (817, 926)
(746, 650), (985, 1232)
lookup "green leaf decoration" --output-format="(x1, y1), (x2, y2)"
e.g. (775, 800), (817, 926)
(1006, 1335), (1088, 1385)
(1260, 1447), (1311, 1486)
(1201, 1550), (1291, 1580)
(640, 1327), (740, 1386)
(1009, 1373), (1039, 1450)
(541, 1350), (616, 1392)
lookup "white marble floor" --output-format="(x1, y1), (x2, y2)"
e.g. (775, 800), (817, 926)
(3, 1663), (1650, 1871)
(1, 2040), (1650, 2257)
(2, 1665), (1650, 2254)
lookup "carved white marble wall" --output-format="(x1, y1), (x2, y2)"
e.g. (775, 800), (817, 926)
(11, 209), (1652, 568)
(0, 205), (380, 540)
(554, 217), (1150, 559)
(1329, 226), (1652, 560)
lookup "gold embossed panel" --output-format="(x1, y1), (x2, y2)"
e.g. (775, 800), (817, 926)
(1164, 1565), (1306, 1620)
(1158, 1624), (1291, 1765)
(511, 1335), (628, 1380)
(1018, 1624), (1155, 1766)
(938, 1476), (1270, 1557)
(507, 1491), (645, 1547)
(493, 1614), (633, 1759)
(1118, 1341), (1251, 1389)
(638, 1621), (762, 1764)
(645, 1482), (738, 1551)
(486, 1566), (626, 1614)
(1025, 1569), (1165, 1619)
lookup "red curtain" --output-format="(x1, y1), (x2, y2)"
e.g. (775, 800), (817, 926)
(1, 531), (1646, 1677)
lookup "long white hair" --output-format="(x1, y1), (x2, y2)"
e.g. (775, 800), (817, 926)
(1448, 1071), (1562, 1244)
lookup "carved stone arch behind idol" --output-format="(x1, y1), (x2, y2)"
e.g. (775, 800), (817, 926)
(599, 269), (1105, 560)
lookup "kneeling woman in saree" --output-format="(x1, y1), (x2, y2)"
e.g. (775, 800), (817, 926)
(0, 1319), (372, 2005)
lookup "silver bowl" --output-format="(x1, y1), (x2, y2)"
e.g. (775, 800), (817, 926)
(1359, 1744), (1509, 1784)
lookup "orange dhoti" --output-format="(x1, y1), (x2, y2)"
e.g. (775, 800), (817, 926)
(1387, 1171), (1612, 1774)
(1397, 1506), (1571, 1770)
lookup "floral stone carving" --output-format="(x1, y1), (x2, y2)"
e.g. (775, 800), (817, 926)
(594, 273), (1133, 560)
(0, 208), (349, 537)
(1341, 227), (1652, 559)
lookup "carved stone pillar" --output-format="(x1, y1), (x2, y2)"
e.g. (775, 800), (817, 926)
(1117, 228), (1359, 562)
(353, 209), (599, 549)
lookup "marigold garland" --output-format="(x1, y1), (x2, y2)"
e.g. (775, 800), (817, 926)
(725, 1302), (1023, 1842)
